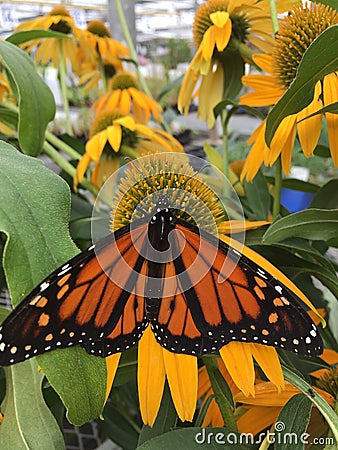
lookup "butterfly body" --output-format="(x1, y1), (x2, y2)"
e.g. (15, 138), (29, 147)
(0, 195), (323, 366)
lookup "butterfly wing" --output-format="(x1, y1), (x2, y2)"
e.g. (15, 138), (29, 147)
(0, 222), (149, 365)
(151, 219), (323, 357)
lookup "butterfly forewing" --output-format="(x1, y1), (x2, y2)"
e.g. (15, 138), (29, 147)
(0, 222), (149, 365)
(151, 219), (323, 357)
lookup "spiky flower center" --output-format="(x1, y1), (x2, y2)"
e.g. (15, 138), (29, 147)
(90, 110), (139, 152)
(193, 0), (249, 47)
(111, 156), (226, 231)
(49, 6), (71, 17)
(111, 73), (138, 91)
(316, 365), (338, 399)
(48, 6), (72, 34)
(87, 20), (111, 38)
(273, 3), (338, 88)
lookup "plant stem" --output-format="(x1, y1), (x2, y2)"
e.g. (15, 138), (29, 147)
(98, 52), (108, 94)
(272, 156), (282, 219)
(283, 366), (338, 446)
(45, 130), (82, 160)
(114, 0), (172, 134)
(268, 0), (279, 34)
(231, 38), (255, 63)
(203, 356), (237, 432)
(58, 40), (72, 136)
(222, 110), (229, 179)
(43, 141), (99, 197)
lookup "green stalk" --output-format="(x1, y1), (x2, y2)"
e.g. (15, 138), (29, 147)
(58, 40), (72, 136)
(98, 52), (108, 94)
(43, 141), (99, 197)
(268, 0), (279, 35)
(272, 156), (282, 219)
(231, 38), (255, 63)
(283, 366), (338, 445)
(45, 130), (82, 161)
(204, 356), (237, 432)
(222, 110), (229, 179)
(114, 0), (171, 134)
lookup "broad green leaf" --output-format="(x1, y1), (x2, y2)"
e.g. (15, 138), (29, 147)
(313, 144), (331, 157)
(310, 179), (338, 209)
(137, 428), (254, 449)
(275, 394), (312, 450)
(6, 30), (72, 46)
(263, 209), (338, 243)
(0, 106), (18, 130)
(213, 98), (264, 121)
(266, 25), (338, 145)
(313, 0), (338, 11)
(243, 170), (270, 220)
(0, 143), (106, 425)
(220, 51), (245, 103)
(297, 101), (338, 122)
(204, 142), (223, 171)
(0, 40), (55, 155)
(0, 360), (65, 450)
(266, 176), (319, 194)
(138, 383), (177, 447)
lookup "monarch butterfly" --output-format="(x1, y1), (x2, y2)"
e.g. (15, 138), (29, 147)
(0, 192), (323, 366)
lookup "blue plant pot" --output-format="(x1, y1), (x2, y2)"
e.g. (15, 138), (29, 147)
(281, 188), (314, 213)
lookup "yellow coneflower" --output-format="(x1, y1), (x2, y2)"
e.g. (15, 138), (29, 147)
(178, 0), (299, 128)
(91, 72), (162, 124)
(78, 20), (129, 67)
(74, 111), (183, 189)
(240, 2), (338, 181)
(99, 155), (322, 425)
(16, 6), (80, 69)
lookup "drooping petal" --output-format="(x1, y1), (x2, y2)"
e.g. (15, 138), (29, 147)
(297, 81), (323, 156)
(163, 349), (197, 422)
(107, 124), (122, 152)
(138, 327), (166, 426)
(323, 73), (338, 166)
(266, 114), (297, 171)
(237, 405), (281, 435)
(74, 153), (91, 189)
(115, 115), (136, 131)
(220, 342), (255, 397)
(105, 353), (121, 404)
(250, 344), (284, 392)
(86, 131), (107, 162)
(198, 61), (224, 128)
(241, 121), (267, 182)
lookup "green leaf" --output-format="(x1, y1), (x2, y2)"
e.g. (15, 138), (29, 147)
(243, 170), (271, 220)
(98, 400), (140, 450)
(220, 52), (245, 102)
(0, 360), (65, 450)
(137, 428), (254, 449)
(0, 106), (18, 130)
(263, 209), (338, 243)
(297, 101), (338, 123)
(0, 40), (55, 155)
(204, 142), (223, 171)
(275, 394), (312, 450)
(0, 142), (106, 425)
(265, 25), (338, 145)
(138, 383), (177, 447)
(266, 176), (319, 194)
(213, 99), (264, 121)
(6, 30), (72, 46)
(310, 179), (338, 209)
(313, 0), (338, 11)
(313, 144), (331, 157)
